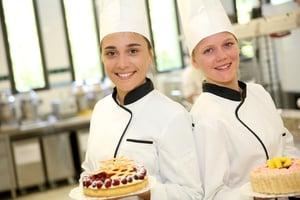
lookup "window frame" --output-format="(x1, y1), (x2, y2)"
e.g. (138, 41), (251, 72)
(146, 0), (185, 73)
(0, 0), (49, 93)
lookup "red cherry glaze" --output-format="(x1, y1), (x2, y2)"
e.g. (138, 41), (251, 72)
(96, 181), (103, 189)
(94, 172), (107, 181)
(104, 179), (112, 188)
(133, 175), (139, 180)
(112, 179), (120, 186)
(127, 176), (133, 183)
(121, 178), (127, 184)
(84, 180), (92, 188)
(139, 174), (145, 180)
(141, 168), (147, 176)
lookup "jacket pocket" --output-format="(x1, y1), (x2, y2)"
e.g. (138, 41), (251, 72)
(120, 139), (157, 175)
(126, 138), (153, 144)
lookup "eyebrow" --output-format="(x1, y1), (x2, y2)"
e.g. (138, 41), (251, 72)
(103, 46), (116, 50)
(103, 43), (142, 51)
(224, 38), (235, 42)
(127, 43), (141, 48)
(202, 38), (235, 48)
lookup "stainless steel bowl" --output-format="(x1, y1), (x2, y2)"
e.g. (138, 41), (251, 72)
(0, 90), (17, 124)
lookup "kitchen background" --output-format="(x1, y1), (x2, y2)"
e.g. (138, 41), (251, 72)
(0, 0), (300, 199)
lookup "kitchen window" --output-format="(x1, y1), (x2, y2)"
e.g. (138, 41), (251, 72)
(63, 0), (103, 82)
(2, 0), (47, 92)
(35, 0), (73, 87)
(147, 0), (183, 72)
(236, 0), (260, 24)
(0, 13), (10, 90)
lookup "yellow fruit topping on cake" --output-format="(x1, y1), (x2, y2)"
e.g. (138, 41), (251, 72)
(267, 157), (292, 169)
(250, 157), (300, 194)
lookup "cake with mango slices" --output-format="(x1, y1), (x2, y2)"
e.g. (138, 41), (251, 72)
(250, 157), (300, 194)
(82, 157), (149, 197)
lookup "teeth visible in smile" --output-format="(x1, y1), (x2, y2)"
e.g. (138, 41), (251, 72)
(117, 72), (134, 78)
(216, 64), (230, 70)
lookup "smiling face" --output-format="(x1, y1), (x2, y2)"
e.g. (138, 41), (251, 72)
(101, 32), (153, 102)
(192, 32), (240, 90)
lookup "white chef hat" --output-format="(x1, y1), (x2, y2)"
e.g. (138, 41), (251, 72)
(177, 0), (235, 55)
(99, 0), (151, 44)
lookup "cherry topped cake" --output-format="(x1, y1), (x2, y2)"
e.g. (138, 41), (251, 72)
(82, 157), (149, 197)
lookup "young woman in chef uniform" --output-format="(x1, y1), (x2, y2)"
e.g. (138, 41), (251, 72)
(177, 0), (300, 199)
(81, 0), (202, 199)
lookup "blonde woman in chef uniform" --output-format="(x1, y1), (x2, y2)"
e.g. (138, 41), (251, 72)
(80, 0), (202, 199)
(177, 0), (300, 200)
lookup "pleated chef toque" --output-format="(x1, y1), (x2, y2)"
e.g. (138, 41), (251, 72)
(177, 0), (235, 55)
(99, 0), (151, 43)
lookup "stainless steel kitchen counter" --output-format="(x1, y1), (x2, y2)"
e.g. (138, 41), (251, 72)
(0, 114), (91, 137)
(0, 114), (91, 199)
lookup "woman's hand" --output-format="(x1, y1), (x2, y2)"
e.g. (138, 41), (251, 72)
(137, 190), (150, 200)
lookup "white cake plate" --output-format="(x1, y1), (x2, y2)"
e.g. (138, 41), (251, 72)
(240, 182), (300, 199)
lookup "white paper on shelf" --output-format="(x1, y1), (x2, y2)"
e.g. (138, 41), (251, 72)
(14, 142), (42, 165)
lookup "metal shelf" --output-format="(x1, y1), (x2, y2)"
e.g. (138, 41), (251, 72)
(233, 8), (300, 39)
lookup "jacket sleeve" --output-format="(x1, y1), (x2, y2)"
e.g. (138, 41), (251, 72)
(81, 103), (100, 172)
(194, 116), (252, 200)
(151, 109), (203, 200)
(256, 84), (300, 158)
(282, 127), (300, 158)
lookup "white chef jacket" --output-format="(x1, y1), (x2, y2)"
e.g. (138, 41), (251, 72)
(82, 79), (203, 200)
(191, 81), (300, 200)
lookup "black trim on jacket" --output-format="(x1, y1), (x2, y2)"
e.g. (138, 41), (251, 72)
(112, 78), (154, 105)
(203, 81), (269, 160)
(202, 81), (246, 101)
(235, 96), (269, 160)
(112, 78), (154, 157)
(126, 139), (153, 144)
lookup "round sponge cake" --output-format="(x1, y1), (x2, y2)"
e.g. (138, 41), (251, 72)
(250, 157), (300, 194)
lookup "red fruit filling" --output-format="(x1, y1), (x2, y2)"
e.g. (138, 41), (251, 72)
(96, 181), (103, 189)
(104, 179), (112, 188)
(133, 175), (139, 180)
(127, 176), (133, 182)
(121, 178), (127, 184)
(112, 179), (120, 186)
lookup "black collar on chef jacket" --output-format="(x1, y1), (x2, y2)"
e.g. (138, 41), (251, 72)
(202, 80), (247, 101)
(112, 78), (154, 105)
(204, 80), (270, 160)
(112, 78), (154, 158)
